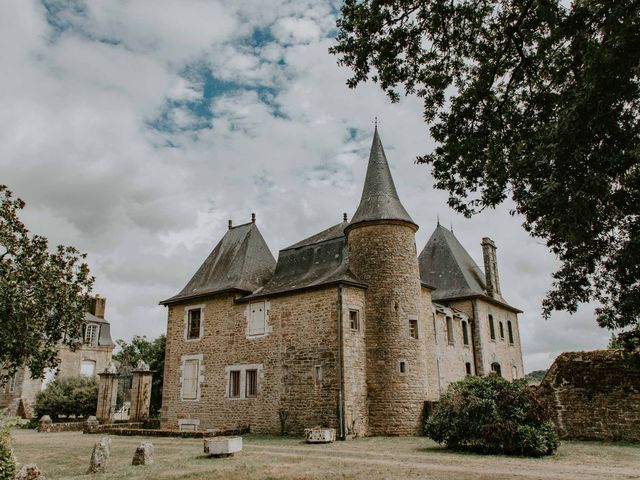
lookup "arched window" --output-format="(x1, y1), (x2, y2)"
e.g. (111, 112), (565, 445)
(488, 314), (496, 340)
(490, 362), (502, 377)
(499, 321), (505, 340)
(512, 365), (518, 379)
(432, 312), (438, 344)
(446, 317), (454, 344)
(465, 362), (472, 375)
(461, 320), (469, 345)
(507, 320), (514, 344)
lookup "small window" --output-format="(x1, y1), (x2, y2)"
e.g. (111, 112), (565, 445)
(187, 309), (201, 340)
(84, 324), (98, 346)
(314, 365), (322, 383)
(229, 370), (241, 398)
(349, 310), (359, 331)
(182, 359), (200, 400)
(245, 369), (258, 398)
(465, 362), (472, 375)
(248, 301), (267, 336)
(491, 362), (502, 377)
(512, 365), (518, 379)
(446, 317), (454, 345)
(399, 361), (407, 374)
(489, 314), (496, 340)
(9, 372), (17, 393)
(462, 320), (469, 346)
(432, 313), (438, 344)
(409, 319), (419, 339)
(507, 320), (514, 344)
(80, 360), (96, 377)
(499, 321), (505, 340)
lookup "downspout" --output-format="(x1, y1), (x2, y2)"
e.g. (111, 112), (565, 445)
(337, 284), (346, 440)
(471, 299), (480, 376)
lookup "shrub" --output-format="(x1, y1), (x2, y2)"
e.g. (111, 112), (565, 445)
(34, 376), (98, 420)
(425, 375), (559, 457)
(0, 417), (17, 480)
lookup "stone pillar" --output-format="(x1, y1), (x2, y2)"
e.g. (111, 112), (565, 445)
(130, 360), (153, 422)
(96, 362), (118, 424)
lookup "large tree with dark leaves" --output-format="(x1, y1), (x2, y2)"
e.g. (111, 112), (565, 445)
(0, 185), (94, 380)
(331, 0), (640, 349)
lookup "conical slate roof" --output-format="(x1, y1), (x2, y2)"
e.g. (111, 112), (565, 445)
(161, 222), (276, 305)
(350, 127), (415, 227)
(419, 224), (487, 301)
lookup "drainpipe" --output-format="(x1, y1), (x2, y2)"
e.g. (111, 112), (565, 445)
(337, 284), (346, 440)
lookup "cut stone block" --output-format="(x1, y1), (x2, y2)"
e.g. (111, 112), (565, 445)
(203, 436), (242, 457)
(304, 427), (336, 443)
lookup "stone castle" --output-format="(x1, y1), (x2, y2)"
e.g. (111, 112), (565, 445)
(160, 128), (524, 436)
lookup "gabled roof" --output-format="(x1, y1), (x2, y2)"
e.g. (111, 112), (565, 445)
(243, 221), (366, 300)
(419, 225), (520, 312)
(161, 222), (276, 305)
(350, 127), (415, 227)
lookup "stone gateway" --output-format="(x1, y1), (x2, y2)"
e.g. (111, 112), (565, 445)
(159, 128), (525, 437)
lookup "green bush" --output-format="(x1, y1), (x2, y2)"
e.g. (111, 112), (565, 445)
(0, 417), (17, 480)
(425, 375), (559, 457)
(34, 376), (98, 420)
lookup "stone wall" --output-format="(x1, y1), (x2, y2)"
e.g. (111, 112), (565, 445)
(537, 350), (640, 442)
(56, 344), (113, 379)
(0, 367), (42, 418)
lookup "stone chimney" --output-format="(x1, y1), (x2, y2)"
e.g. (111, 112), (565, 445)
(481, 238), (501, 299)
(89, 295), (106, 319)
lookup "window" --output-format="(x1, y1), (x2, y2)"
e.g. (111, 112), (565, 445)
(507, 321), (514, 344)
(409, 318), (419, 339)
(314, 365), (322, 383)
(245, 369), (258, 398)
(446, 317), (454, 345)
(465, 362), (472, 375)
(182, 358), (200, 400)
(432, 313), (438, 344)
(248, 301), (267, 336)
(9, 372), (17, 393)
(84, 324), (98, 346)
(512, 365), (518, 379)
(187, 308), (201, 340)
(491, 362), (502, 377)
(489, 314), (496, 340)
(399, 361), (407, 374)
(462, 320), (469, 346)
(499, 321), (505, 340)
(349, 310), (360, 331)
(229, 370), (241, 398)
(80, 360), (96, 377)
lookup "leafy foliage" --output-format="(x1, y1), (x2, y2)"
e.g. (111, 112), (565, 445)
(331, 0), (640, 349)
(34, 376), (98, 420)
(0, 185), (94, 380)
(113, 335), (165, 416)
(524, 369), (547, 384)
(425, 375), (559, 456)
(0, 416), (17, 480)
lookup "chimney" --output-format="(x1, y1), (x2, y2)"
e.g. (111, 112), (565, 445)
(89, 295), (106, 319)
(481, 238), (501, 298)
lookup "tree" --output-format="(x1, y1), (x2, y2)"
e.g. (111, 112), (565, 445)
(112, 335), (165, 416)
(425, 375), (559, 456)
(330, 1), (640, 349)
(33, 376), (98, 420)
(0, 185), (94, 380)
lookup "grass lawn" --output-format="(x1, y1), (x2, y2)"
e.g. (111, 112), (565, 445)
(10, 429), (640, 480)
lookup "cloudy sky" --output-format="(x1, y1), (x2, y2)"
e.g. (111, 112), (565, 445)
(1, 0), (610, 372)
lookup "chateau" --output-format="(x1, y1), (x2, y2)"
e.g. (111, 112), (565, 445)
(160, 128), (524, 437)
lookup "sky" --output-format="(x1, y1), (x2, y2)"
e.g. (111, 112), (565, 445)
(0, 0), (610, 372)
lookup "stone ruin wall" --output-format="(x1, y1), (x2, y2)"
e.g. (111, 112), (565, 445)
(537, 350), (640, 442)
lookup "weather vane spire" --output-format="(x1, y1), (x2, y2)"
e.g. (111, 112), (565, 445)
(373, 116), (379, 129)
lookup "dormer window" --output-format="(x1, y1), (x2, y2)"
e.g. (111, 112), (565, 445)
(84, 324), (98, 346)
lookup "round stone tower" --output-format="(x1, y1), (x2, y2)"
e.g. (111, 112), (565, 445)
(345, 127), (429, 435)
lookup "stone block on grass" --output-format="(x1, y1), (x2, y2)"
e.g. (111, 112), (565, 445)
(203, 436), (242, 457)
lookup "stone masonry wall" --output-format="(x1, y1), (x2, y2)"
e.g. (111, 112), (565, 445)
(537, 350), (640, 442)
(347, 222), (429, 435)
(56, 345), (113, 379)
(0, 367), (42, 418)
(161, 288), (343, 435)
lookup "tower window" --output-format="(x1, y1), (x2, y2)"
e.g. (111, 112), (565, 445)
(446, 317), (454, 345)
(489, 314), (496, 340)
(432, 313), (438, 344)
(507, 320), (514, 344)
(399, 361), (407, 374)
(409, 319), (419, 339)
(465, 362), (472, 375)
(349, 309), (360, 331)
(491, 362), (502, 377)
(499, 321), (505, 340)
(314, 365), (322, 383)
(462, 320), (469, 346)
(187, 308), (202, 340)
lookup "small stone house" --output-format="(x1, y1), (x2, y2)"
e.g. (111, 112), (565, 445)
(0, 296), (115, 418)
(160, 128), (525, 436)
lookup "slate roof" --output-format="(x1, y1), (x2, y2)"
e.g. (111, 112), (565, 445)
(350, 127), (415, 227)
(84, 312), (115, 347)
(419, 225), (520, 312)
(161, 222), (276, 305)
(243, 221), (366, 300)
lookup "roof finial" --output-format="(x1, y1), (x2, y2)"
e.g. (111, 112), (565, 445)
(251, 212), (256, 223)
(228, 219), (233, 230)
(437, 214), (440, 226)
(373, 116), (379, 129)
(343, 212), (348, 222)
(450, 222), (454, 233)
